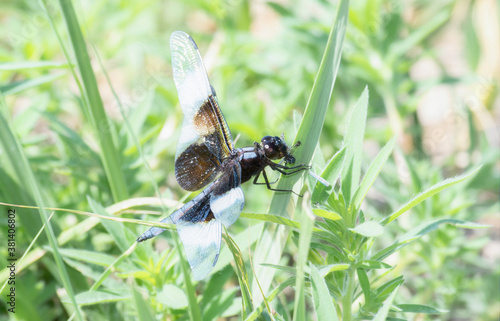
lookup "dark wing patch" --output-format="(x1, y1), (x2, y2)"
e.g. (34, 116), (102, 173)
(175, 141), (221, 191)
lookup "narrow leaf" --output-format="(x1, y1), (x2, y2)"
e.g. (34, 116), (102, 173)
(356, 260), (391, 270)
(318, 264), (349, 277)
(388, 10), (450, 63)
(0, 61), (70, 70)
(373, 285), (400, 321)
(157, 284), (188, 309)
(269, 0), (350, 215)
(341, 87), (369, 202)
(63, 290), (129, 306)
(0, 73), (64, 95)
(357, 268), (372, 303)
(313, 209), (342, 221)
(293, 198), (315, 321)
(312, 146), (347, 203)
(396, 304), (448, 314)
(223, 233), (253, 317)
(252, 0), (350, 302)
(59, 0), (128, 202)
(349, 221), (384, 237)
(401, 218), (490, 241)
(353, 137), (395, 208)
(310, 264), (339, 321)
(245, 277), (296, 321)
(88, 197), (131, 253)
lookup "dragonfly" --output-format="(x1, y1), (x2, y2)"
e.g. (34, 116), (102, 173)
(137, 31), (310, 280)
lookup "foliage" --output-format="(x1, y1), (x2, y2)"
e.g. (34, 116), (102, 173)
(0, 0), (498, 320)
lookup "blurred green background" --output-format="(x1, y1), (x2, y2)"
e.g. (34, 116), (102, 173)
(0, 0), (498, 320)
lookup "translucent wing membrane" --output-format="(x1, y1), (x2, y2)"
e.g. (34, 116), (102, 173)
(171, 31), (234, 191)
(173, 190), (221, 281)
(177, 218), (221, 281)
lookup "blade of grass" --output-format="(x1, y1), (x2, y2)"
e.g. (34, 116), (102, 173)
(252, 0), (349, 302)
(223, 232), (253, 318)
(292, 194), (315, 321)
(245, 277), (296, 321)
(0, 97), (83, 320)
(312, 146), (347, 204)
(0, 73), (65, 95)
(172, 231), (202, 321)
(0, 212), (55, 295)
(381, 166), (482, 225)
(58, 0), (128, 202)
(310, 263), (340, 321)
(270, 0), (350, 213)
(0, 61), (70, 70)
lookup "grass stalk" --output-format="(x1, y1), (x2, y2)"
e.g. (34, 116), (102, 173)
(58, 0), (128, 202)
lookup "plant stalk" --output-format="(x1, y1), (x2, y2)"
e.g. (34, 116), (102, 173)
(342, 267), (356, 321)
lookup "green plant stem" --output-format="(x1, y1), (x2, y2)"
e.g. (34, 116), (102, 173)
(342, 267), (356, 321)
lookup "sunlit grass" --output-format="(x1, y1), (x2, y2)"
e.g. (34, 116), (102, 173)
(0, 0), (498, 320)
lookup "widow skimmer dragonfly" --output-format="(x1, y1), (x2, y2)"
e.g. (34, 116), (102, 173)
(137, 31), (310, 280)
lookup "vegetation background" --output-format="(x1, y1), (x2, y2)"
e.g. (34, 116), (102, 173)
(0, 0), (498, 320)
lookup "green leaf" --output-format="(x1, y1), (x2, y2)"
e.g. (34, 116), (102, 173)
(374, 276), (404, 300)
(0, 94), (83, 320)
(357, 268), (372, 303)
(0, 73), (64, 95)
(341, 87), (369, 202)
(268, 0), (350, 216)
(67, 289), (109, 307)
(355, 260), (391, 270)
(214, 223), (263, 275)
(396, 304), (448, 314)
(381, 166), (482, 225)
(245, 277), (296, 321)
(260, 264), (297, 275)
(223, 233), (253, 318)
(252, 0), (349, 302)
(58, 248), (132, 270)
(310, 264), (339, 321)
(312, 209), (342, 221)
(63, 290), (129, 306)
(349, 221), (384, 237)
(88, 197), (132, 253)
(372, 285), (400, 321)
(352, 137), (395, 208)
(387, 10), (450, 63)
(293, 201), (315, 321)
(312, 146), (347, 203)
(241, 212), (321, 231)
(464, 2), (481, 69)
(318, 264), (349, 277)
(157, 284), (188, 309)
(371, 236), (421, 261)
(401, 218), (490, 241)
(0, 61), (70, 70)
